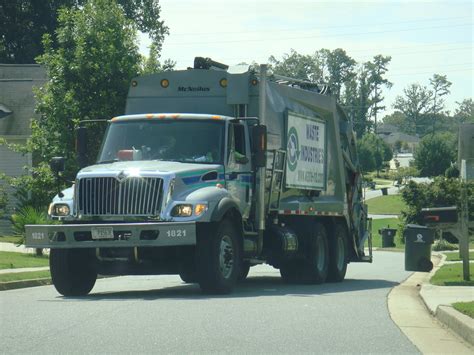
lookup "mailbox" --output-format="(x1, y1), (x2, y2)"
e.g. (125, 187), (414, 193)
(421, 206), (458, 225)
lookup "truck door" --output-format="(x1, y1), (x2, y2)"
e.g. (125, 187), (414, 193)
(226, 122), (252, 218)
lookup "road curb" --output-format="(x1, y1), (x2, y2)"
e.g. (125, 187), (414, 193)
(0, 278), (52, 291)
(436, 305), (474, 346)
(418, 252), (474, 347)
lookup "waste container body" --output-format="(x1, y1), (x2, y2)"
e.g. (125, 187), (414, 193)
(404, 224), (435, 272)
(380, 228), (397, 248)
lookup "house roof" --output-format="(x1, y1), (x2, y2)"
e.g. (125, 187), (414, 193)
(383, 132), (420, 144)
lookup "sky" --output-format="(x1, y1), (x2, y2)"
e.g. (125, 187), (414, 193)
(139, 0), (473, 118)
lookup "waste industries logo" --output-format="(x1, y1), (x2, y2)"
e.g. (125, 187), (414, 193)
(287, 126), (300, 171)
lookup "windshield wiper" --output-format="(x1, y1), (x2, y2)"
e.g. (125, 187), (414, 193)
(97, 159), (118, 164)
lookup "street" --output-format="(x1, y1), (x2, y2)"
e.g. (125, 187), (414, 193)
(0, 251), (418, 354)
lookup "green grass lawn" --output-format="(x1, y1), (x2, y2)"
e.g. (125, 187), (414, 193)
(0, 251), (49, 270)
(370, 217), (404, 250)
(366, 194), (406, 215)
(0, 236), (22, 244)
(0, 270), (51, 283)
(430, 263), (474, 286)
(444, 251), (474, 261)
(453, 301), (474, 319)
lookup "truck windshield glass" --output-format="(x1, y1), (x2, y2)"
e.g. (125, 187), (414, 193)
(98, 120), (225, 164)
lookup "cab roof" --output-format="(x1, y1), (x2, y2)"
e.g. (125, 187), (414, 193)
(111, 113), (233, 122)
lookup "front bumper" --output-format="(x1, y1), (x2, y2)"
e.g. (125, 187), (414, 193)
(25, 222), (196, 249)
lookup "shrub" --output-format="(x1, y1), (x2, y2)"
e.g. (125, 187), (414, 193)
(433, 239), (458, 251)
(11, 206), (50, 244)
(400, 177), (473, 225)
(0, 185), (8, 219)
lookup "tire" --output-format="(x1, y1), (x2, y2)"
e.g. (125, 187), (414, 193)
(327, 224), (348, 282)
(300, 222), (329, 284)
(50, 248), (97, 296)
(280, 260), (303, 283)
(196, 219), (242, 294)
(238, 262), (251, 282)
(179, 268), (197, 283)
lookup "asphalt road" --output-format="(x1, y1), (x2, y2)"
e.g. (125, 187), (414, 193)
(0, 251), (418, 354)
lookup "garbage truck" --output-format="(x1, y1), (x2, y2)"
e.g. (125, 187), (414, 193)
(25, 57), (372, 295)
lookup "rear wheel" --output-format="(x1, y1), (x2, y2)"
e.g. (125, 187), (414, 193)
(280, 222), (329, 284)
(300, 222), (329, 284)
(238, 261), (251, 282)
(196, 219), (242, 294)
(327, 224), (348, 282)
(50, 248), (97, 296)
(280, 260), (303, 283)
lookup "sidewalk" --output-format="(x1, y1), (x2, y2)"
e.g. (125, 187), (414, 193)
(0, 241), (48, 254)
(0, 266), (49, 274)
(419, 253), (474, 346)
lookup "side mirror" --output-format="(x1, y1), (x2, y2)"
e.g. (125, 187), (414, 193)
(76, 126), (87, 168)
(252, 125), (267, 168)
(50, 157), (65, 174)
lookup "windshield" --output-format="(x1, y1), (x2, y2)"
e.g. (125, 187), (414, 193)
(98, 119), (225, 164)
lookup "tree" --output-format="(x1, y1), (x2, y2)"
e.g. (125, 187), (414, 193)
(269, 49), (321, 82)
(357, 133), (392, 173)
(323, 48), (356, 100)
(141, 42), (176, 75)
(428, 74), (452, 134)
(453, 98), (474, 124)
(393, 83), (432, 136)
(414, 133), (456, 177)
(269, 48), (356, 102)
(365, 55), (392, 131)
(4, 0), (142, 208)
(0, 0), (168, 64)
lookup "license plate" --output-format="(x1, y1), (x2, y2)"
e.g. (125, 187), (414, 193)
(91, 227), (114, 240)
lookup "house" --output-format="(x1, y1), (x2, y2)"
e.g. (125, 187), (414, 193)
(0, 64), (47, 235)
(377, 123), (420, 153)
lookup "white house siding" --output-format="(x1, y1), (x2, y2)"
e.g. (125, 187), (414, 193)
(0, 64), (46, 236)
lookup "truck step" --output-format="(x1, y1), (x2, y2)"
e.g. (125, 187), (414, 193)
(359, 255), (373, 263)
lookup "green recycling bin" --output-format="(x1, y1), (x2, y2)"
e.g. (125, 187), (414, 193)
(404, 224), (435, 272)
(380, 228), (397, 248)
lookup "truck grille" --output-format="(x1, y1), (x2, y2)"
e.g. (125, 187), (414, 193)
(77, 177), (163, 216)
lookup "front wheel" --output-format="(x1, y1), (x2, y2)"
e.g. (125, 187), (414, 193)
(196, 220), (242, 294)
(50, 248), (97, 296)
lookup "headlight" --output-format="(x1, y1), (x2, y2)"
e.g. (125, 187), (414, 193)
(171, 204), (193, 217)
(50, 203), (70, 216)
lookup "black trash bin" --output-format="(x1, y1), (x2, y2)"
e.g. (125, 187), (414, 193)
(380, 228), (397, 248)
(404, 224), (435, 272)
(381, 187), (388, 195)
